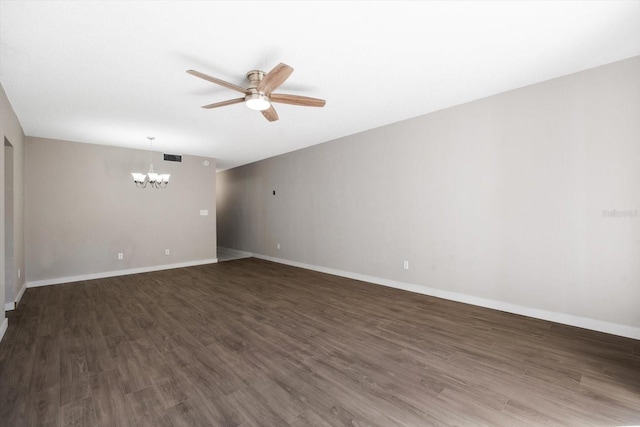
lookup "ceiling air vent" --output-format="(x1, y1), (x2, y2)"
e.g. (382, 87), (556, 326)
(164, 154), (182, 162)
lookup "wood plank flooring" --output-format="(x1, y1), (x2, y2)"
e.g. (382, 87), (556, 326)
(1, 257), (639, 426)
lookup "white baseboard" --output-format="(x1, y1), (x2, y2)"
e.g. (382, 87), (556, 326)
(251, 253), (640, 340)
(5, 282), (27, 311)
(26, 258), (218, 288)
(16, 282), (26, 305)
(217, 246), (253, 258)
(0, 318), (8, 343)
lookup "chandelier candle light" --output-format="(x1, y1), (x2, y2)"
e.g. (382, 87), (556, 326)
(131, 137), (170, 188)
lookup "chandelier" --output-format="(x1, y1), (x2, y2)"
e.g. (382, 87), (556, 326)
(131, 137), (170, 188)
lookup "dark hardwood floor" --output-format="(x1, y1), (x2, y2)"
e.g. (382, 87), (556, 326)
(1, 257), (639, 426)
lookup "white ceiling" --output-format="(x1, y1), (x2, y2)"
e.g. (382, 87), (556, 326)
(1, 1), (639, 171)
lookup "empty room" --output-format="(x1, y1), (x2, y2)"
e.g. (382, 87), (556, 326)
(0, 1), (639, 426)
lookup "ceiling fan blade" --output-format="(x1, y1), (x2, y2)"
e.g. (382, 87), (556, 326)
(187, 70), (248, 94)
(257, 63), (294, 94)
(270, 93), (326, 107)
(261, 105), (279, 122)
(201, 98), (245, 109)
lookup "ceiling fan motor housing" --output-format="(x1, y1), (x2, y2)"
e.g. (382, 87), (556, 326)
(245, 70), (270, 110)
(246, 70), (266, 88)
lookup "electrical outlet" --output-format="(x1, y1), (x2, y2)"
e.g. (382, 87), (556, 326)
(165, 249), (170, 256)
(277, 243), (281, 250)
(118, 252), (124, 260)
(18, 268), (21, 279)
(403, 260), (409, 270)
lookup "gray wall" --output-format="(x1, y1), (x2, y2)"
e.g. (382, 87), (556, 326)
(26, 137), (216, 283)
(217, 56), (640, 334)
(0, 83), (26, 320)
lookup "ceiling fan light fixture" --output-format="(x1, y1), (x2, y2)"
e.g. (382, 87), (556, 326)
(245, 93), (271, 111)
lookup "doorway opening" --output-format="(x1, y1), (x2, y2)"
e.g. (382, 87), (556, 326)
(4, 137), (15, 309)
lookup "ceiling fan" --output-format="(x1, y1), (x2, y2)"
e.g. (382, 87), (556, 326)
(187, 63), (326, 122)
